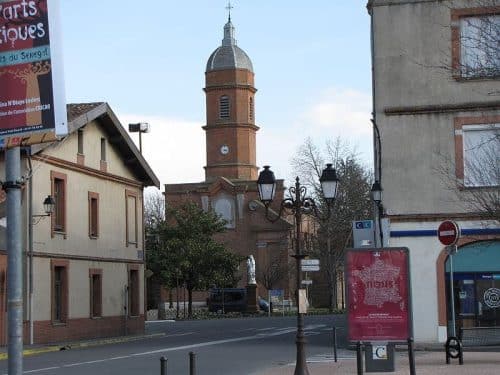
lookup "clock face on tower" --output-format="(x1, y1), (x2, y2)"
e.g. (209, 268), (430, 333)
(220, 144), (229, 155)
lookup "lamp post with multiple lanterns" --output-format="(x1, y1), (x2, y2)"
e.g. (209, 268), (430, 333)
(257, 164), (339, 375)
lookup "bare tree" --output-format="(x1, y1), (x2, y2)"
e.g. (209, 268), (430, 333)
(291, 137), (372, 311)
(436, 127), (499, 223)
(144, 188), (165, 229)
(256, 243), (291, 293)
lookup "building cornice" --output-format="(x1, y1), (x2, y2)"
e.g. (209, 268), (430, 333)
(384, 101), (500, 116)
(32, 155), (144, 189)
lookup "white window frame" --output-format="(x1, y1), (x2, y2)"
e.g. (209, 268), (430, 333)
(459, 14), (500, 78)
(462, 123), (500, 187)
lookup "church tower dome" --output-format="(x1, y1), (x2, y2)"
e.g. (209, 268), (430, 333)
(203, 15), (259, 182)
(206, 18), (254, 73)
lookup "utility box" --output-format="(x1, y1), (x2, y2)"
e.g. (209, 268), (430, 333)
(365, 342), (395, 372)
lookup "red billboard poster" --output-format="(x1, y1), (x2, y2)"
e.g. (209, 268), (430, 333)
(346, 247), (412, 342)
(0, 0), (66, 146)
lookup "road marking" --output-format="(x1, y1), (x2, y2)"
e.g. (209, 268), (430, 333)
(2, 325), (330, 374)
(24, 367), (60, 374)
(166, 332), (195, 337)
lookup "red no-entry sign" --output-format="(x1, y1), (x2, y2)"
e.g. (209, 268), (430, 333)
(438, 220), (460, 246)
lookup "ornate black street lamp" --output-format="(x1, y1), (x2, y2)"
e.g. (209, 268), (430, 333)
(257, 164), (339, 375)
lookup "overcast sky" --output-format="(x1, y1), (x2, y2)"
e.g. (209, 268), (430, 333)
(59, 1), (373, 189)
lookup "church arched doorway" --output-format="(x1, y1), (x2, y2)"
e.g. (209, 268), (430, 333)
(445, 240), (500, 333)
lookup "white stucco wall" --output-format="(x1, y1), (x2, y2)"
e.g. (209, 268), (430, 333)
(26, 119), (146, 323)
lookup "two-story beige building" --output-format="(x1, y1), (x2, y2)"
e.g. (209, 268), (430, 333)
(0, 102), (159, 345)
(368, 0), (499, 343)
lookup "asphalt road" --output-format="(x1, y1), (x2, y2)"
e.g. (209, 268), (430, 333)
(0, 314), (348, 375)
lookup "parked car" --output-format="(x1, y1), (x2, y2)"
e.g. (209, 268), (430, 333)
(259, 297), (270, 312)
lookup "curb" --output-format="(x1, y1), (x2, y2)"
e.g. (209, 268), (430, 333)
(0, 333), (165, 361)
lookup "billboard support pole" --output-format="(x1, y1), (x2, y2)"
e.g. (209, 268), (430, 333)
(407, 337), (416, 375)
(6, 146), (23, 375)
(356, 341), (363, 375)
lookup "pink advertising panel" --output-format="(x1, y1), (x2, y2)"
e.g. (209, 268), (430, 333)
(346, 247), (412, 342)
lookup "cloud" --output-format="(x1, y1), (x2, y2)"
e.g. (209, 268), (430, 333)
(259, 87), (374, 184)
(118, 86), (373, 191)
(119, 114), (205, 187)
(302, 87), (372, 137)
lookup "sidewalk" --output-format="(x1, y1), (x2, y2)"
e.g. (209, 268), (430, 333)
(258, 350), (500, 375)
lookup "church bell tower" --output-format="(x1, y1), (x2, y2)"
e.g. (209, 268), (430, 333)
(203, 15), (259, 181)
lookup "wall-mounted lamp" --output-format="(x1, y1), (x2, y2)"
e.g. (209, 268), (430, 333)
(33, 195), (55, 218)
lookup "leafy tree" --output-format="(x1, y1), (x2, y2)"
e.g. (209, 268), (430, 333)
(291, 137), (372, 311)
(148, 201), (243, 318)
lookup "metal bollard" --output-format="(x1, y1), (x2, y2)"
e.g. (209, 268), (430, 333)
(160, 356), (167, 375)
(332, 326), (338, 362)
(356, 341), (364, 375)
(189, 351), (196, 375)
(407, 338), (416, 375)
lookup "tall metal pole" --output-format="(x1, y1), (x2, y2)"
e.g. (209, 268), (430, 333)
(293, 177), (309, 375)
(139, 131), (143, 154)
(449, 246), (457, 337)
(368, 3), (383, 249)
(6, 146), (23, 375)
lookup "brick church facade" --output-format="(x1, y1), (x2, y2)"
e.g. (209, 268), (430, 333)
(164, 16), (294, 299)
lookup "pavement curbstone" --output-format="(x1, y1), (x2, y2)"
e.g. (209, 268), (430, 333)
(0, 333), (165, 361)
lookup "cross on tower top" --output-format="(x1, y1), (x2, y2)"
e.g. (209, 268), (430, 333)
(226, 1), (233, 21)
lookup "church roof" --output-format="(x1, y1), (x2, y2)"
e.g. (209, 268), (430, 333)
(206, 18), (253, 73)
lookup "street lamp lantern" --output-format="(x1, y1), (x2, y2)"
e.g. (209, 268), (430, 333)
(257, 165), (276, 204)
(371, 180), (383, 204)
(257, 164), (338, 375)
(42, 195), (55, 215)
(319, 163), (339, 201)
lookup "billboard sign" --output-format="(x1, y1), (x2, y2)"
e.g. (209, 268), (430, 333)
(346, 247), (412, 342)
(0, 0), (67, 147)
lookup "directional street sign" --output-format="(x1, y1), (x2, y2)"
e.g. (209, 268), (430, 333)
(301, 280), (313, 285)
(301, 265), (320, 272)
(301, 259), (320, 266)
